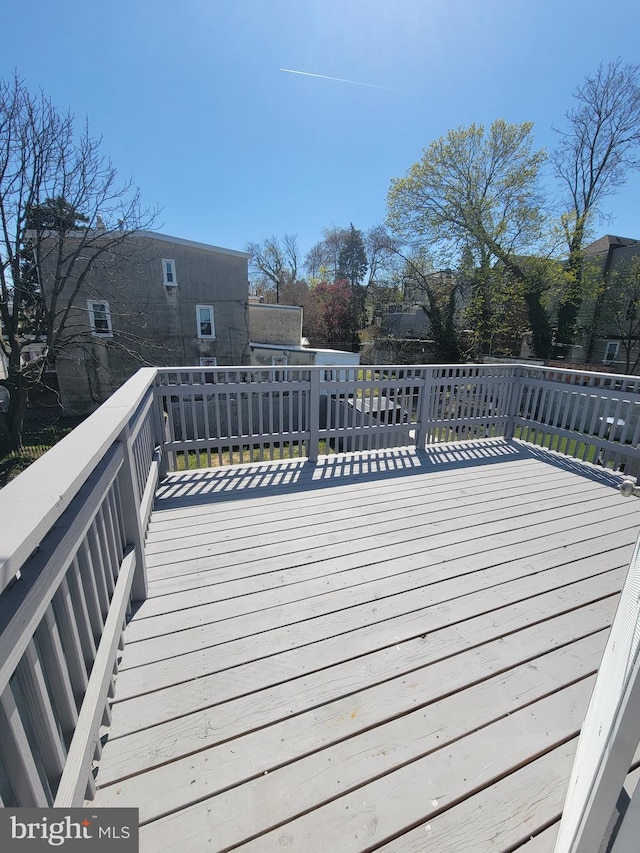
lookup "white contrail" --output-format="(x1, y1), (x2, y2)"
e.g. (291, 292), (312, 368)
(279, 67), (398, 92)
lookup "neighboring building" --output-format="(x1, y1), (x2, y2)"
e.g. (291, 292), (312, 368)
(567, 235), (640, 373)
(42, 231), (251, 413)
(249, 303), (304, 366)
(379, 302), (430, 339)
(248, 302), (360, 369)
(379, 269), (458, 340)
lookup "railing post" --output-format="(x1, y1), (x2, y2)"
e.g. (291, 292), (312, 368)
(308, 369), (320, 463)
(504, 364), (523, 440)
(151, 386), (169, 480)
(118, 425), (148, 602)
(415, 367), (433, 450)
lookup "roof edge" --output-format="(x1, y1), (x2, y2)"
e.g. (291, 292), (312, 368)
(137, 230), (251, 258)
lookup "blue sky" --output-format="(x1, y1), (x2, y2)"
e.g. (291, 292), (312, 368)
(3, 0), (640, 262)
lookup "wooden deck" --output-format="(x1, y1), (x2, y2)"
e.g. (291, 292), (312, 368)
(91, 438), (640, 852)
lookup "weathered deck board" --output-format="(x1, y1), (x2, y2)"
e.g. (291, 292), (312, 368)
(374, 741), (576, 852)
(90, 441), (640, 851)
(95, 630), (604, 825)
(98, 585), (619, 781)
(143, 482), (616, 573)
(114, 554), (628, 699)
(143, 463), (590, 554)
(142, 679), (595, 852)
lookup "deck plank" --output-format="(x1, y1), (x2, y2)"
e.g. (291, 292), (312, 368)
(96, 631), (604, 825)
(142, 507), (636, 605)
(113, 558), (627, 698)
(143, 485), (619, 572)
(125, 532), (633, 647)
(143, 466), (593, 553)
(89, 442), (640, 851)
(375, 743), (575, 852)
(97, 591), (617, 786)
(141, 679), (595, 852)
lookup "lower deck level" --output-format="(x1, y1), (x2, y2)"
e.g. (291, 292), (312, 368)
(91, 439), (640, 851)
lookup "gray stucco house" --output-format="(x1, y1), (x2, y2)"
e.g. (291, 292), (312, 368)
(46, 231), (251, 413)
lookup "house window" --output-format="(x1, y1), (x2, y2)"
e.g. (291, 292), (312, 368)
(604, 341), (619, 363)
(162, 259), (177, 286)
(196, 305), (215, 338)
(199, 357), (217, 367)
(88, 300), (112, 336)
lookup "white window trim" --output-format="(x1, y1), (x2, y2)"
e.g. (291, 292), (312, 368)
(162, 258), (178, 286)
(196, 304), (216, 339)
(87, 300), (113, 337)
(199, 357), (217, 367)
(604, 341), (620, 363)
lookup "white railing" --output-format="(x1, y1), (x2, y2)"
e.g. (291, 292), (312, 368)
(154, 364), (520, 467)
(155, 364), (640, 476)
(514, 365), (640, 476)
(554, 522), (640, 853)
(2, 361), (640, 808)
(0, 368), (162, 807)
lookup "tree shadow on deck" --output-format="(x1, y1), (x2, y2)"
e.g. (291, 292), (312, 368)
(154, 438), (625, 510)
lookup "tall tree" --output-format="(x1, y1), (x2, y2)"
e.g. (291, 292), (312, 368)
(337, 223), (368, 286)
(305, 280), (355, 349)
(401, 250), (464, 362)
(362, 225), (403, 326)
(364, 225), (400, 288)
(0, 74), (155, 453)
(610, 258), (640, 374)
(554, 60), (640, 355)
(387, 120), (549, 356)
(245, 234), (299, 303)
(304, 227), (346, 282)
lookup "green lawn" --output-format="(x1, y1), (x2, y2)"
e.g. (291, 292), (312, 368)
(174, 439), (333, 470)
(0, 415), (85, 487)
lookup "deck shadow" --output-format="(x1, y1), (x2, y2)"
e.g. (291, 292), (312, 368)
(152, 438), (618, 510)
(521, 441), (627, 490)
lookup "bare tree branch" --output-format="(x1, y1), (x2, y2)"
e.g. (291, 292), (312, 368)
(554, 59), (640, 354)
(0, 73), (158, 451)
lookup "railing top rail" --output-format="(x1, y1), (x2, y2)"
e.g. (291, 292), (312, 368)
(0, 368), (158, 594)
(519, 363), (640, 382)
(153, 363), (523, 379)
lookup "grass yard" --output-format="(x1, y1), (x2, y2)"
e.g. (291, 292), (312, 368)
(0, 415), (86, 487)
(174, 439), (333, 470)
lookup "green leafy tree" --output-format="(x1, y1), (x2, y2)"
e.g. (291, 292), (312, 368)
(337, 223), (368, 287)
(401, 250), (464, 362)
(387, 120), (550, 356)
(0, 74), (155, 453)
(554, 60), (640, 356)
(518, 256), (562, 360)
(610, 259), (640, 374)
